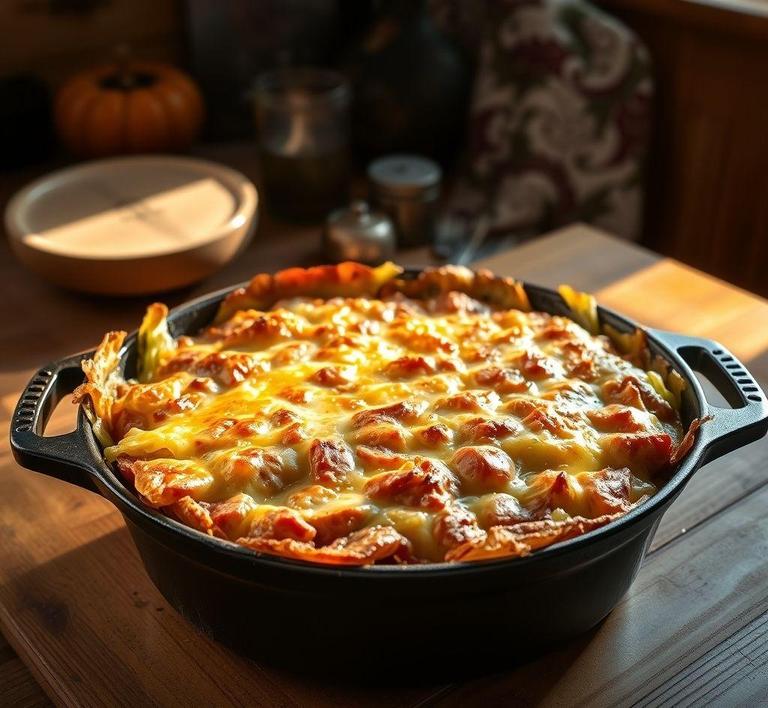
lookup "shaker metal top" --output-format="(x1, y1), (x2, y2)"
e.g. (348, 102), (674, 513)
(323, 200), (395, 264)
(367, 154), (442, 197)
(326, 200), (391, 233)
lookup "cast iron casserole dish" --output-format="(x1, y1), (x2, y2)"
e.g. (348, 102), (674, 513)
(10, 271), (768, 675)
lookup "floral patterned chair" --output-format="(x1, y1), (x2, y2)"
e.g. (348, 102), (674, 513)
(436, 0), (652, 242)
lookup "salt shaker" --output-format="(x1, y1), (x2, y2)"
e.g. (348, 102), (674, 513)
(367, 154), (442, 247)
(323, 200), (396, 265)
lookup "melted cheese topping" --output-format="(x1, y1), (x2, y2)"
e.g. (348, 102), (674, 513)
(99, 291), (686, 565)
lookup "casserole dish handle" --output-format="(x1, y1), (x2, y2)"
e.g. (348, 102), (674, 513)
(10, 353), (99, 492)
(651, 330), (768, 464)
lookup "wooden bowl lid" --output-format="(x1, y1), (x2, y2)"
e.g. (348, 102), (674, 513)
(5, 156), (258, 295)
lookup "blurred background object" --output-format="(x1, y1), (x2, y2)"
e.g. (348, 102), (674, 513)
(344, 0), (472, 168)
(5, 155), (257, 294)
(1, 0), (767, 295)
(186, 0), (340, 140)
(368, 154), (441, 247)
(323, 199), (395, 264)
(253, 68), (350, 221)
(54, 49), (204, 157)
(0, 74), (55, 170)
(448, 0), (652, 244)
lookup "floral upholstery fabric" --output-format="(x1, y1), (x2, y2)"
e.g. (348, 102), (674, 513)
(436, 0), (652, 241)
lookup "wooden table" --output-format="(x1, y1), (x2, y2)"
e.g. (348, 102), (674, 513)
(1, 223), (767, 707)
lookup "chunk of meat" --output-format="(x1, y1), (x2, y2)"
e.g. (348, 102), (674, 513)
(205, 309), (303, 348)
(193, 416), (270, 453)
(446, 514), (622, 561)
(315, 338), (363, 361)
(167, 496), (220, 537)
(458, 417), (520, 444)
(270, 408), (300, 428)
(279, 387), (314, 405)
(393, 329), (457, 355)
(435, 390), (500, 413)
(208, 493), (259, 539)
(417, 423), (453, 448)
(280, 422), (308, 445)
(460, 343), (497, 364)
(473, 366), (530, 394)
(578, 468), (632, 516)
(304, 505), (371, 546)
(310, 366), (352, 387)
(510, 350), (562, 380)
(159, 350), (265, 387)
(111, 373), (209, 436)
(506, 398), (572, 437)
(237, 525), (412, 566)
(536, 317), (580, 341)
(272, 341), (315, 366)
(587, 405), (646, 433)
(561, 341), (598, 380)
(600, 432), (674, 473)
(433, 504), (485, 550)
(128, 458), (214, 507)
(356, 445), (408, 471)
(364, 458), (458, 510)
(602, 375), (675, 422)
(430, 290), (489, 314)
(309, 438), (355, 485)
(150, 391), (203, 424)
(351, 400), (428, 429)
(385, 356), (435, 379)
(436, 357), (463, 373)
(670, 416), (709, 465)
(450, 446), (517, 493)
(474, 493), (532, 528)
(524, 470), (579, 516)
(221, 447), (289, 495)
(353, 423), (409, 451)
(245, 506), (317, 542)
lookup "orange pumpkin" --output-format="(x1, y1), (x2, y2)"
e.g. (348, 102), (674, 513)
(55, 60), (205, 158)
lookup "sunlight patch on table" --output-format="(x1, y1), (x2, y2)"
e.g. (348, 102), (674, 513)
(596, 259), (768, 364)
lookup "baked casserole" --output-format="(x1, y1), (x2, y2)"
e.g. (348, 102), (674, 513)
(75, 263), (701, 565)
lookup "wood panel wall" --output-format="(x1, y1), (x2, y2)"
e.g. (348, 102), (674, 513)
(600, 0), (768, 296)
(0, 0), (184, 86)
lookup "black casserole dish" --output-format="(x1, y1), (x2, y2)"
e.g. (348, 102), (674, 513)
(10, 273), (768, 675)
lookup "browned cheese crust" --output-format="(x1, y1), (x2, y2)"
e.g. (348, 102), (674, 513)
(75, 263), (702, 566)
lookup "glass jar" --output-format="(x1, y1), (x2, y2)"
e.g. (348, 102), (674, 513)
(253, 68), (351, 221)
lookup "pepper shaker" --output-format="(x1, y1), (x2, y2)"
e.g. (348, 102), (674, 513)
(323, 200), (396, 264)
(368, 154), (441, 247)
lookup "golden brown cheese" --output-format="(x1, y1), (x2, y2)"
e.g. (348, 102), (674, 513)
(76, 263), (698, 566)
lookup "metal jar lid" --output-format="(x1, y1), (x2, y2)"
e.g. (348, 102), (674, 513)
(367, 154), (442, 200)
(323, 200), (396, 264)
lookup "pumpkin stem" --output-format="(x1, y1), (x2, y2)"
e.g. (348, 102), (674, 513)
(114, 43), (135, 89)
(101, 44), (155, 91)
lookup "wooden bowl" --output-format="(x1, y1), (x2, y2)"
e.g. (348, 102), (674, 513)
(5, 156), (258, 296)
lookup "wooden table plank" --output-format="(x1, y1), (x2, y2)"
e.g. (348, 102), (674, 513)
(0, 633), (51, 708)
(2, 223), (767, 705)
(636, 610), (768, 707)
